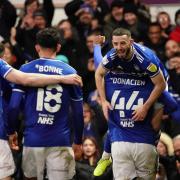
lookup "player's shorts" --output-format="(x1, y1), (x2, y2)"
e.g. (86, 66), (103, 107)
(111, 142), (158, 180)
(0, 139), (15, 179)
(22, 146), (75, 180)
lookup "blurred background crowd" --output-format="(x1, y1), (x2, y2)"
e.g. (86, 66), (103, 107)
(0, 0), (180, 179)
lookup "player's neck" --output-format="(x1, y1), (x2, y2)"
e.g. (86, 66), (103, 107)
(39, 50), (56, 59)
(125, 46), (134, 60)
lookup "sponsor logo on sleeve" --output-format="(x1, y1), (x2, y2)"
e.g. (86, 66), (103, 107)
(147, 63), (157, 72)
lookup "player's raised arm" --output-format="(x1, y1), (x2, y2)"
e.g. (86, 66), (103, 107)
(93, 35), (105, 69)
(5, 68), (83, 87)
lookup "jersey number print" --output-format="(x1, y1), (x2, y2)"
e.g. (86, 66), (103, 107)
(111, 90), (144, 118)
(36, 84), (63, 113)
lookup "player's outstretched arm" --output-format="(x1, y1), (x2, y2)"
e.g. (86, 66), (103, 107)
(95, 64), (112, 120)
(132, 71), (166, 121)
(93, 35), (105, 69)
(5, 68), (83, 87)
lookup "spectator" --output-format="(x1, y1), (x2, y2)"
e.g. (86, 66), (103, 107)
(2, 43), (17, 66)
(33, 9), (47, 29)
(75, 137), (112, 180)
(124, 0), (151, 24)
(75, 4), (94, 43)
(169, 9), (180, 43)
(57, 19), (85, 76)
(157, 11), (174, 39)
(172, 135), (180, 179)
(64, 0), (109, 26)
(103, 0), (125, 42)
(15, 8), (52, 60)
(83, 103), (107, 151)
(153, 132), (176, 180)
(123, 3), (148, 42)
(18, 0), (54, 29)
(75, 137), (99, 180)
(157, 132), (174, 157)
(165, 40), (180, 94)
(144, 22), (167, 64)
(0, 0), (17, 41)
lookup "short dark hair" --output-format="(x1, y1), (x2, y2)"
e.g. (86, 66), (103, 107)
(36, 27), (61, 51)
(148, 22), (162, 31)
(0, 43), (5, 58)
(112, 28), (131, 37)
(175, 9), (180, 22)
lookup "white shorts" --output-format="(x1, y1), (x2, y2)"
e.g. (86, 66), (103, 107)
(111, 142), (158, 180)
(0, 139), (15, 179)
(22, 146), (75, 180)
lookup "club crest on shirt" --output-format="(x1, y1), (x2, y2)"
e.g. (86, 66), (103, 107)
(134, 64), (140, 71)
(147, 63), (157, 72)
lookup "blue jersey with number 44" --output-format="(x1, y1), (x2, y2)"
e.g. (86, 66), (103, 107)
(105, 72), (157, 145)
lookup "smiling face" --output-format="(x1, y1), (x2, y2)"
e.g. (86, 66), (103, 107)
(165, 40), (180, 58)
(112, 34), (133, 59)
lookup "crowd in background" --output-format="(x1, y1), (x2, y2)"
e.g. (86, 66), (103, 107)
(0, 0), (180, 179)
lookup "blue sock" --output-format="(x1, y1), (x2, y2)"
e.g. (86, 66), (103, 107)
(104, 132), (111, 154)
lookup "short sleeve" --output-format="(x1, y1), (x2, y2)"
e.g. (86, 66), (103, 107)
(101, 48), (117, 70)
(0, 59), (13, 78)
(141, 54), (160, 78)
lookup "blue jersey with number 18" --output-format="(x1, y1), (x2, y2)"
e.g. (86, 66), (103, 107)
(10, 58), (83, 147)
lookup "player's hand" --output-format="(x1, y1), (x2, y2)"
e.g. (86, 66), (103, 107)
(8, 132), (19, 151)
(72, 143), (82, 160)
(132, 105), (148, 121)
(102, 100), (112, 120)
(60, 74), (83, 87)
(168, 57), (180, 73)
(93, 35), (105, 46)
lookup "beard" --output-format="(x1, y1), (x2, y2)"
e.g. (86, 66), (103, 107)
(117, 46), (131, 59)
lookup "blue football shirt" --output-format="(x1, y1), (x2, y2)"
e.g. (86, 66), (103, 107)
(105, 72), (157, 145)
(102, 42), (168, 80)
(102, 43), (164, 145)
(9, 58), (83, 147)
(0, 59), (13, 139)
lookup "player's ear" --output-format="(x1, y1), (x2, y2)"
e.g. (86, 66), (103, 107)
(35, 44), (40, 53)
(57, 44), (61, 52)
(130, 38), (134, 44)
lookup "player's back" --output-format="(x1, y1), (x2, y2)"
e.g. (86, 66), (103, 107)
(105, 72), (158, 145)
(18, 58), (82, 147)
